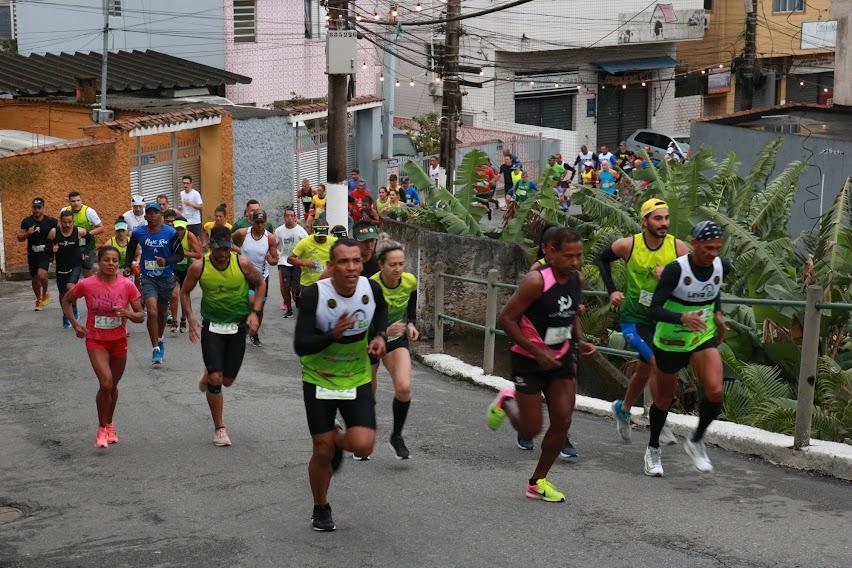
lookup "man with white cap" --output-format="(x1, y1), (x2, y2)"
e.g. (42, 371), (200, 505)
(123, 195), (147, 231)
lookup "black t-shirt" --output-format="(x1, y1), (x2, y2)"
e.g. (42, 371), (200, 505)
(361, 257), (380, 278)
(21, 215), (57, 256)
(499, 164), (513, 189)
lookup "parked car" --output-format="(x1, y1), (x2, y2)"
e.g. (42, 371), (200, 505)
(625, 129), (690, 162)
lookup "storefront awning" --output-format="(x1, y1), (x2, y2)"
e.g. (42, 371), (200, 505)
(598, 56), (679, 74)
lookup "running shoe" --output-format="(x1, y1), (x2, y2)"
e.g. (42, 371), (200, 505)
(152, 347), (163, 366)
(284, 308), (294, 318)
(105, 423), (118, 444)
(389, 434), (410, 460)
(311, 504), (336, 532)
(95, 427), (109, 448)
(516, 434), (535, 451)
(166, 312), (174, 325)
(526, 478), (565, 503)
(179, 318), (187, 333)
(643, 446), (664, 477)
(659, 422), (678, 446)
(158, 340), (166, 360)
(34, 299), (43, 311)
(352, 454), (371, 461)
(213, 427), (232, 447)
(683, 436), (713, 473)
(169, 321), (178, 333)
(486, 387), (515, 430)
(250, 335), (262, 347)
(559, 438), (578, 459)
(612, 399), (632, 442)
(62, 316), (72, 329)
(41, 292), (50, 307)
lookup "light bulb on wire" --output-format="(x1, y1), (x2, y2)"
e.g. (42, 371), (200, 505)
(374, 11), (380, 20)
(391, 8), (398, 17)
(380, 74), (384, 82)
(362, 61), (367, 70)
(355, 14), (362, 22)
(416, 2), (422, 11)
(409, 79), (415, 87)
(395, 80), (400, 87)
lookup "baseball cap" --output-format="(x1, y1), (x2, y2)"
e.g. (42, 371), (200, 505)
(114, 221), (128, 231)
(512, 162), (521, 169)
(32, 197), (45, 207)
(173, 219), (188, 230)
(131, 195), (145, 206)
(584, 160), (594, 167)
(640, 198), (669, 218)
(252, 210), (267, 223)
(145, 202), (161, 212)
(313, 217), (329, 235)
(331, 225), (348, 238)
(667, 147), (675, 154)
(208, 226), (233, 249)
(353, 222), (379, 242)
(691, 220), (723, 241)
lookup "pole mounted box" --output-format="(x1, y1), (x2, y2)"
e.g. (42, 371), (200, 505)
(326, 30), (358, 75)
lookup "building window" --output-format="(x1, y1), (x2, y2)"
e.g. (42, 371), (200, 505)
(304, 0), (326, 40)
(108, 1), (122, 16)
(773, 0), (803, 13)
(515, 94), (574, 131)
(704, 0), (713, 10)
(233, 0), (256, 43)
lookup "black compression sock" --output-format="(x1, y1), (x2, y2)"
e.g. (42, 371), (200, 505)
(529, 477), (538, 486)
(392, 398), (410, 437)
(649, 404), (669, 449)
(692, 398), (722, 442)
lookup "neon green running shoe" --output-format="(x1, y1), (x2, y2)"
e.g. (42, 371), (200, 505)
(487, 388), (515, 430)
(526, 478), (566, 503)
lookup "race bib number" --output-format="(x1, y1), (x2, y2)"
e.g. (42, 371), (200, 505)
(79, 237), (86, 246)
(544, 326), (572, 345)
(31, 244), (46, 253)
(315, 386), (357, 400)
(209, 322), (239, 335)
(144, 260), (159, 271)
(312, 261), (324, 273)
(94, 316), (121, 329)
(638, 289), (654, 307)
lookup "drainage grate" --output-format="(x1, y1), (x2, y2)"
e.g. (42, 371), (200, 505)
(0, 506), (23, 524)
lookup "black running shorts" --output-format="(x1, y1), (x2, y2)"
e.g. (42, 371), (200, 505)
(201, 321), (247, 379)
(28, 253), (50, 277)
(510, 351), (575, 395)
(56, 266), (82, 294)
(653, 338), (719, 375)
(302, 382), (376, 436)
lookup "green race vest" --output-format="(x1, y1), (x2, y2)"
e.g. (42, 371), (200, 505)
(621, 233), (677, 325)
(110, 236), (128, 266)
(64, 205), (95, 250)
(176, 231), (190, 271)
(371, 271), (417, 341)
(199, 252), (250, 324)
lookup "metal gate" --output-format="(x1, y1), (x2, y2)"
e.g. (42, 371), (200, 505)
(130, 134), (200, 206)
(596, 83), (648, 149)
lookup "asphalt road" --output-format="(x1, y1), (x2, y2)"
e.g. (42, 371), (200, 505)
(1, 276), (850, 568)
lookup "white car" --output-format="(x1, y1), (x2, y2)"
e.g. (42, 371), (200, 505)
(625, 129), (690, 162)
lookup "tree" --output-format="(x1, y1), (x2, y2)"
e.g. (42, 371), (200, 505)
(402, 112), (442, 155)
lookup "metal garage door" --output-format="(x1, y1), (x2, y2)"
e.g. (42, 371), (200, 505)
(130, 134), (200, 206)
(515, 94), (574, 131)
(596, 84), (648, 149)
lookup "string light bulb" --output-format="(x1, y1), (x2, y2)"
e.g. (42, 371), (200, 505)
(374, 11), (380, 20)
(824, 87), (829, 92)
(799, 81), (805, 86)
(701, 69), (706, 74)
(355, 14), (362, 22)
(435, 76), (441, 83)
(529, 81), (534, 86)
(416, 2), (422, 11)
(380, 74), (384, 82)
(719, 64), (724, 68)
(622, 84), (627, 89)
(554, 83), (560, 88)
(391, 8), (398, 17)
(409, 79), (415, 87)
(641, 81), (646, 87)
(395, 79), (400, 87)
(362, 61), (367, 70)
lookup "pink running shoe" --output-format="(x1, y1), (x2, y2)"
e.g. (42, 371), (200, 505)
(105, 423), (118, 444)
(95, 427), (109, 448)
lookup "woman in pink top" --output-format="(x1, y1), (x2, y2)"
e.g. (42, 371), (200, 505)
(62, 246), (144, 448)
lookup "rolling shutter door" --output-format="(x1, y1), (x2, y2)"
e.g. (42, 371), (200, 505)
(596, 84), (648, 148)
(515, 94), (574, 131)
(130, 137), (201, 205)
(596, 86), (621, 149)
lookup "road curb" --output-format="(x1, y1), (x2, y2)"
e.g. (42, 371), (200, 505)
(415, 352), (852, 482)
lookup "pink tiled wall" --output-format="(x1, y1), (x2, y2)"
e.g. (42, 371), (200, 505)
(224, 0), (382, 107)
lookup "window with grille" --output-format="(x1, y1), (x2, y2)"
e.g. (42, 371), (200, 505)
(304, 0), (327, 40)
(108, 0), (121, 16)
(773, 0), (803, 12)
(234, 0), (256, 43)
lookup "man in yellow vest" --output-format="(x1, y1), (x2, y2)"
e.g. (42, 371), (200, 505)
(62, 191), (104, 277)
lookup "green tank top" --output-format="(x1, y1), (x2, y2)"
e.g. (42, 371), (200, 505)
(199, 252), (250, 324)
(110, 236), (128, 266)
(621, 233), (677, 325)
(371, 272), (417, 340)
(64, 205), (95, 249)
(176, 231), (190, 271)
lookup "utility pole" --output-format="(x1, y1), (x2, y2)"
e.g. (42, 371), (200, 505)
(439, 0), (461, 191)
(98, 0), (110, 121)
(740, 0), (758, 111)
(381, 8), (399, 159)
(327, 0), (350, 184)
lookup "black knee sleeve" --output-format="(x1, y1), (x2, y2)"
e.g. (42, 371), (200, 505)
(207, 383), (222, 394)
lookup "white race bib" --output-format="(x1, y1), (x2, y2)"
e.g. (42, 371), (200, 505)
(639, 289), (654, 307)
(544, 326), (572, 345)
(79, 237), (86, 246)
(94, 316), (121, 329)
(144, 260), (159, 271)
(312, 261), (324, 273)
(315, 386), (357, 400)
(209, 322), (239, 335)
(31, 244), (46, 253)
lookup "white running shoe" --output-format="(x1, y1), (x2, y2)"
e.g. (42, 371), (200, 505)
(659, 421), (677, 445)
(643, 446), (664, 477)
(213, 427), (232, 447)
(683, 436), (713, 472)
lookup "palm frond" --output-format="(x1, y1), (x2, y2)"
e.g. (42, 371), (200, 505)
(572, 187), (641, 234)
(814, 177), (852, 297)
(748, 159), (807, 239)
(403, 159), (435, 195)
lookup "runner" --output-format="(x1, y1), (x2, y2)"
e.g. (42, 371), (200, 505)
(274, 206), (308, 317)
(170, 217), (203, 333)
(180, 226), (265, 447)
(124, 202), (185, 365)
(287, 218), (336, 289)
(179, 175), (203, 236)
(645, 221), (729, 476)
(61, 191), (103, 277)
(110, 219), (130, 269)
(232, 210), (278, 347)
(18, 197), (57, 311)
(122, 195), (147, 231)
(48, 210), (86, 327)
(202, 204), (232, 249)
(371, 240), (419, 460)
(61, 245), (144, 448)
(294, 238), (388, 531)
(598, 198), (688, 443)
(487, 227), (595, 503)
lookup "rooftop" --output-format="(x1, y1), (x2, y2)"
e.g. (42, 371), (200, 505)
(694, 103), (852, 141)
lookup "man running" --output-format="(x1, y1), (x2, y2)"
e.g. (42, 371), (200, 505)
(18, 197), (57, 311)
(170, 217), (202, 333)
(232, 210), (278, 347)
(598, 199), (688, 443)
(180, 226), (265, 447)
(124, 202), (184, 365)
(294, 238), (388, 531)
(287, 219), (336, 289)
(122, 195), (147, 231)
(179, 175), (203, 236)
(62, 191), (103, 277)
(487, 227), (595, 503)
(645, 221), (729, 476)
(47, 210), (86, 328)
(275, 206), (308, 317)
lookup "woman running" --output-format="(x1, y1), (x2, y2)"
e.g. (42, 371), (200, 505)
(371, 239), (418, 459)
(61, 246), (144, 448)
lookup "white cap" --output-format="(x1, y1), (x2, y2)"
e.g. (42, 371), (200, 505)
(131, 195), (145, 205)
(666, 147), (675, 154)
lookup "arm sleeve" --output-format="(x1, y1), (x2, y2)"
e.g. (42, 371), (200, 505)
(597, 245), (620, 295)
(369, 279), (389, 338)
(649, 263), (683, 324)
(292, 285), (335, 356)
(406, 290), (417, 323)
(162, 234), (185, 266)
(124, 234), (139, 269)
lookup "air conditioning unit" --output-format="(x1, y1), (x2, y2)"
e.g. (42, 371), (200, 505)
(428, 82), (442, 97)
(703, 14), (711, 30)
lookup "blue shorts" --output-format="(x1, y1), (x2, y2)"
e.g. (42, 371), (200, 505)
(620, 323), (655, 364)
(141, 274), (176, 305)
